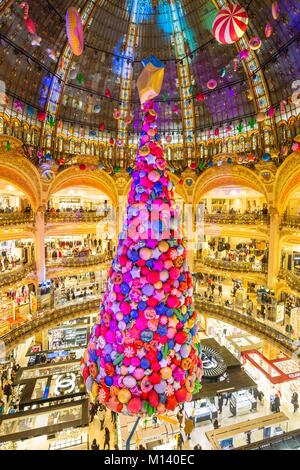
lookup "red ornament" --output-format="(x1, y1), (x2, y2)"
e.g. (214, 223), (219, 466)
(212, 4), (249, 45)
(196, 92), (205, 102)
(79, 164), (86, 171)
(105, 88), (111, 98)
(99, 122), (105, 131)
(37, 111), (46, 122)
(109, 137), (115, 145)
(25, 17), (36, 34)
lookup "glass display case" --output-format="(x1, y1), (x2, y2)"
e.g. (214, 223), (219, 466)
(230, 390), (257, 416)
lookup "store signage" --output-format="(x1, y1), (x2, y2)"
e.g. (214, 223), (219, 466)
(276, 303), (285, 324)
(54, 373), (76, 395)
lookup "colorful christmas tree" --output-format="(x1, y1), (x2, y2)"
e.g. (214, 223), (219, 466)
(81, 60), (202, 417)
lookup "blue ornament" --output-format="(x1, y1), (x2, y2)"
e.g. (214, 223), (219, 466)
(140, 357), (150, 369)
(105, 376), (113, 387)
(130, 310), (139, 320)
(137, 301), (147, 311)
(262, 153), (271, 161)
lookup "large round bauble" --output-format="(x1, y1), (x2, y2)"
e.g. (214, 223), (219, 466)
(212, 3), (249, 45)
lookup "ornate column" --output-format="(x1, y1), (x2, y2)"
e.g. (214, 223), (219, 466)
(267, 206), (281, 290)
(34, 206), (46, 284)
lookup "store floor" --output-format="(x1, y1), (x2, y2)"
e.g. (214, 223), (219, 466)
(89, 408), (118, 450)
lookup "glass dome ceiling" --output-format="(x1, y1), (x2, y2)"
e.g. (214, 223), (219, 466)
(0, 0), (299, 137)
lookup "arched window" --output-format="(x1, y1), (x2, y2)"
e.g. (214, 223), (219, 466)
(80, 141), (86, 154)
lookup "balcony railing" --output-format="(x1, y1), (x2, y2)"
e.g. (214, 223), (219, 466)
(0, 263), (36, 288)
(204, 213), (270, 225)
(46, 253), (113, 268)
(45, 211), (109, 223)
(0, 297), (100, 349)
(278, 268), (300, 292)
(0, 212), (34, 226)
(281, 215), (300, 228)
(197, 257), (268, 274)
(194, 296), (297, 356)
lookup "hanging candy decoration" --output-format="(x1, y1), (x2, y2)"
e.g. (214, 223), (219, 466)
(196, 92), (205, 102)
(25, 17), (36, 34)
(292, 142), (300, 152)
(105, 88), (111, 99)
(37, 111), (46, 122)
(272, 1), (280, 20)
(99, 122), (105, 132)
(47, 49), (58, 61)
(161, 91), (168, 102)
(178, 178), (184, 185)
(94, 104), (101, 113)
(66, 7), (84, 56)
(27, 105), (35, 117)
(233, 58), (239, 72)
(237, 122), (244, 133)
(20, 2), (29, 20)
(109, 137), (115, 145)
(249, 116), (256, 129)
(37, 150), (43, 159)
(229, 88), (235, 97)
(220, 67), (227, 78)
(113, 108), (122, 120)
(249, 36), (262, 50)
(166, 135), (172, 143)
(226, 125), (232, 133)
(137, 55), (165, 105)
(79, 163), (86, 170)
(212, 3), (249, 45)
(256, 112), (266, 122)
(76, 73), (84, 85)
(48, 115), (55, 128)
(31, 34), (42, 46)
(98, 162), (105, 170)
(114, 166), (120, 173)
(280, 100), (287, 114)
(239, 49), (250, 60)
(247, 154), (256, 162)
(207, 79), (217, 90)
(214, 128), (219, 137)
(190, 162), (197, 170)
(198, 161), (205, 170)
(265, 21), (273, 38)
(262, 153), (271, 161)
(268, 106), (275, 118)
(172, 104), (179, 114)
(13, 100), (23, 113)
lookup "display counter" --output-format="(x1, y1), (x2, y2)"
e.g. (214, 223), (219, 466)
(185, 399), (218, 424)
(229, 390), (257, 416)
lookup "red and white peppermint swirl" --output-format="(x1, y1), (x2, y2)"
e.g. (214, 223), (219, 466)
(159, 315), (168, 325)
(98, 388), (108, 403)
(169, 248), (178, 260)
(165, 384), (175, 396)
(124, 345), (135, 358)
(212, 3), (248, 45)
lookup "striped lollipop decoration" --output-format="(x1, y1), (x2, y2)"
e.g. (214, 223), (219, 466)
(212, 3), (249, 45)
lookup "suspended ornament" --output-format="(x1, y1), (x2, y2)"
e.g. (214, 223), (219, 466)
(69, 68), (78, 80)
(225, 125), (232, 133)
(79, 127), (85, 137)
(13, 100), (23, 113)
(217, 159), (223, 167)
(20, 2), (29, 20)
(6, 141), (11, 151)
(161, 91), (168, 102)
(59, 158), (65, 165)
(114, 166), (120, 173)
(37, 150), (43, 159)
(45, 153), (52, 161)
(99, 123), (105, 132)
(126, 166), (133, 174)
(249, 36), (262, 50)
(256, 112), (266, 122)
(233, 58), (239, 72)
(227, 157), (233, 164)
(137, 55), (165, 105)
(166, 135), (172, 143)
(79, 164), (86, 171)
(76, 73), (84, 85)
(27, 146), (34, 157)
(125, 111), (134, 125)
(196, 92), (205, 102)
(207, 161), (214, 168)
(27, 105), (35, 117)
(117, 139), (123, 146)
(105, 88), (111, 99)
(272, 1), (280, 20)
(25, 17), (36, 34)
(47, 49), (59, 61)
(229, 88), (235, 97)
(280, 100), (287, 114)
(89, 130), (97, 137)
(31, 34), (42, 46)
(37, 111), (46, 122)
(190, 162), (197, 170)
(109, 137), (115, 145)
(220, 67), (227, 78)
(212, 3), (249, 45)
(292, 142), (300, 152)
(265, 21), (273, 38)
(262, 153), (271, 161)
(66, 7), (84, 56)
(237, 156), (244, 164)
(207, 79), (217, 90)
(186, 135), (193, 143)
(172, 104), (179, 114)
(247, 154), (256, 162)
(113, 108), (122, 120)
(98, 162), (105, 170)
(268, 106), (275, 118)
(178, 178), (184, 185)
(198, 161), (205, 170)
(93, 104), (101, 113)
(239, 49), (250, 60)
(214, 128), (219, 137)
(249, 116), (256, 129)
(237, 122), (244, 133)
(90, 165), (96, 171)
(48, 115), (55, 128)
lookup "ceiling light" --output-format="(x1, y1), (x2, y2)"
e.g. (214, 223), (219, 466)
(6, 185), (15, 192)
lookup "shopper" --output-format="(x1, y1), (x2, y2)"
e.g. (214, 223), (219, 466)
(3, 381), (12, 404)
(194, 444), (202, 450)
(246, 430), (252, 445)
(258, 390), (264, 405)
(103, 427), (110, 450)
(291, 392), (299, 413)
(184, 416), (194, 440)
(274, 394), (281, 413)
(218, 394), (224, 414)
(114, 444), (119, 450)
(0, 399), (4, 415)
(98, 405), (106, 431)
(91, 438), (99, 451)
(177, 409), (184, 428)
(177, 433), (184, 451)
(213, 418), (219, 430)
(111, 411), (117, 426)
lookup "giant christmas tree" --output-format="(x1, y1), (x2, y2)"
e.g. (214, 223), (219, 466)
(81, 59), (202, 416)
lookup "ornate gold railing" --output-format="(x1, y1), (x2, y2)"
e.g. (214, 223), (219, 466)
(281, 215), (300, 228)
(46, 253), (112, 268)
(278, 268), (300, 292)
(0, 212), (34, 226)
(197, 257), (268, 274)
(204, 213), (270, 225)
(0, 263), (36, 288)
(0, 297), (100, 349)
(45, 211), (109, 223)
(194, 297), (297, 356)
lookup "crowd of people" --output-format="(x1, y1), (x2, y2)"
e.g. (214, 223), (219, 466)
(0, 362), (20, 416)
(46, 201), (110, 217)
(89, 402), (118, 451)
(0, 205), (32, 215)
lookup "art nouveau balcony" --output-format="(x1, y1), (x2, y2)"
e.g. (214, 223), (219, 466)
(204, 213), (270, 225)
(46, 252), (113, 269)
(0, 263), (36, 288)
(281, 215), (300, 229)
(0, 212), (34, 227)
(197, 256), (268, 274)
(194, 296), (296, 357)
(45, 210), (109, 224)
(278, 268), (300, 293)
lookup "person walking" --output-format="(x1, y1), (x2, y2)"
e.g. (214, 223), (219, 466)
(98, 405), (106, 431)
(218, 394), (224, 414)
(291, 392), (299, 413)
(213, 418), (219, 430)
(274, 394), (281, 413)
(0, 399), (5, 415)
(103, 427), (110, 450)
(111, 411), (117, 426)
(184, 417), (194, 440)
(177, 409), (184, 428)
(91, 438), (99, 450)
(3, 381), (12, 405)
(177, 433), (184, 451)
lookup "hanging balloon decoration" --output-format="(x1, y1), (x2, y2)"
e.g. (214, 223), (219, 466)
(94, 104), (101, 114)
(249, 37), (262, 50)
(113, 108), (122, 120)
(66, 7), (84, 56)
(207, 79), (217, 90)
(292, 142), (300, 152)
(239, 49), (250, 60)
(196, 92), (205, 102)
(272, 1), (280, 20)
(268, 107), (275, 118)
(13, 100), (23, 113)
(105, 88), (112, 99)
(212, 4), (249, 45)
(265, 21), (273, 38)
